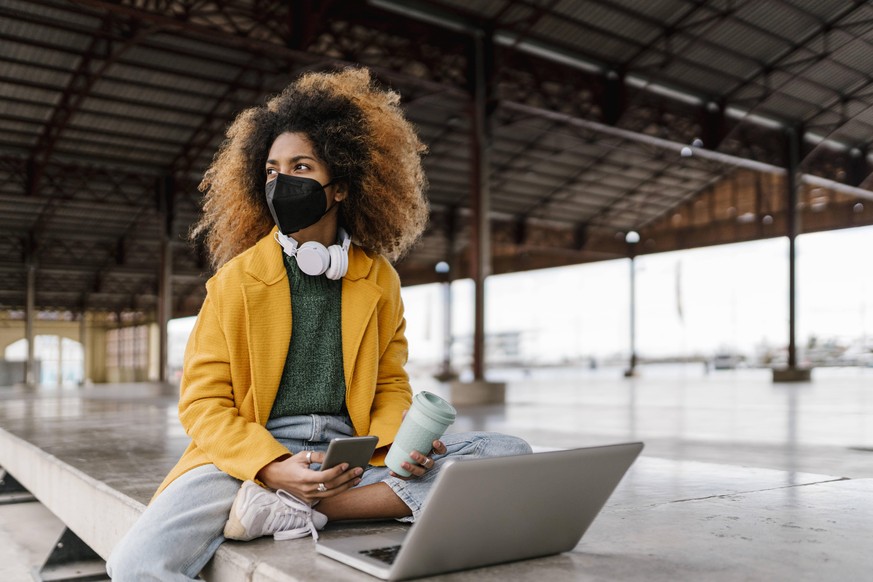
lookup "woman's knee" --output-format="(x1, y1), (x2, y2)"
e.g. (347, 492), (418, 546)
(446, 431), (532, 458)
(486, 433), (532, 456)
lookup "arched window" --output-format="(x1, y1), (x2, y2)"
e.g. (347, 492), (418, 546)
(4, 336), (84, 387)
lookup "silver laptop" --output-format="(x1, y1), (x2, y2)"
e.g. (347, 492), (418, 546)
(316, 441), (643, 581)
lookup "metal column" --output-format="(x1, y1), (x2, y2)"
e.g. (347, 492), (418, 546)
(79, 311), (88, 386)
(774, 125), (811, 382)
(157, 176), (174, 384)
(25, 256), (36, 387)
(625, 255), (638, 377)
(787, 128), (799, 370)
(469, 30), (494, 382)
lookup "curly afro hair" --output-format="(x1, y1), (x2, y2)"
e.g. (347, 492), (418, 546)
(192, 67), (429, 269)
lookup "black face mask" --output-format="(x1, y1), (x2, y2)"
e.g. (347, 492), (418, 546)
(265, 173), (339, 235)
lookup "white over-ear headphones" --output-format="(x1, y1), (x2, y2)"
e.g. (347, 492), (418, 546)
(275, 228), (351, 280)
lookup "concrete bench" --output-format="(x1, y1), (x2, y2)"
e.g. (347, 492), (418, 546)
(1, 383), (871, 581)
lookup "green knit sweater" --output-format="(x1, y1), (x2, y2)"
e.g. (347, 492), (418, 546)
(269, 255), (345, 418)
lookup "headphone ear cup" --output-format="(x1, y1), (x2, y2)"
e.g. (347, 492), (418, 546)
(296, 242), (330, 276)
(325, 243), (348, 280)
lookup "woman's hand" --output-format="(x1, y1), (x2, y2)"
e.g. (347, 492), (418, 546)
(389, 439), (448, 480)
(256, 450), (362, 504)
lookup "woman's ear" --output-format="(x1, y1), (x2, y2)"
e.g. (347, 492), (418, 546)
(333, 181), (348, 203)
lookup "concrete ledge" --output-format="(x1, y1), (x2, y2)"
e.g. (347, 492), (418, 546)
(772, 367), (813, 382)
(449, 380), (506, 406)
(0, 425), (308, 581)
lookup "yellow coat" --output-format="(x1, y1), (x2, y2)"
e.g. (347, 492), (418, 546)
(155, 228), (412, 497)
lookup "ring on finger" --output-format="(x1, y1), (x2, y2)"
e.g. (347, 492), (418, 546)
(306, 451), (312, 464)
(423, 457), (432, 469)
(317, 482), (327, 493)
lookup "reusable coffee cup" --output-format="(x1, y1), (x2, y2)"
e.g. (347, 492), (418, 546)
(385, 391), (457, 477)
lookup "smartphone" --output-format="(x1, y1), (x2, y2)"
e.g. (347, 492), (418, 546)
(321, 435), (378, 471)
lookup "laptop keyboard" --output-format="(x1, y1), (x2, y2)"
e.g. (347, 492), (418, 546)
(359, 544), (402, 565)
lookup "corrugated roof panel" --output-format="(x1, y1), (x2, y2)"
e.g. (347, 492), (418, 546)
(801, 59), (866, 99)
(0, 100), (52, 124)
(838, 1), (873, 28)
(76, 96), (199, 130)
(669, 37), (754, 83)
(106, 63), (228, 97)
(147, 33), (254, 68)
(123, 46), (244, 84)
(659, 60), (739, 96)
(853, 107), (873, 126)
(0, 60), (70, 89)
(61, 128), (180, 156)
(496, 2), (538, 26)
(695, 22), (787, 64)
(735, 2), (820, 46)
(1, 41), (82, 73)
(6, 0), (102, 28)
(90, 78), (222, 115)
(0, 19), (91, 56)
(498, 181), (553, 203)
(603, 0), (688, 24)
(820, 119), (871, 144)
(828, 37), (873, 82)
(757, 93), (815, 120)
(729, 68), (795, 103)
(553, 0), (660, 47)
(840, 123), (873, 145)
(806, 112), (845, 137)
(532, 15), (634, 61)
(55, 141), (170, 166)
(437, 0), (507, 19)
(781, 0), (845, 21)
(0, 128), (38, 149)
(779, 78), (838, 112)
(69, 110), (192, 144)
(566, 181), (620, 201)
(0, 216), (35, 236)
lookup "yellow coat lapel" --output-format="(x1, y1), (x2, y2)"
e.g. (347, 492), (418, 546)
(341, 251), (380, 392)
(242, 231), (291, 424)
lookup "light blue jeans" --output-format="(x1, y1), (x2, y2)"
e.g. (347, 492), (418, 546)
(106, 414), (531, 581)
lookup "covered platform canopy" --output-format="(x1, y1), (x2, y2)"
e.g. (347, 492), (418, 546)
(2, 0), (873, 380)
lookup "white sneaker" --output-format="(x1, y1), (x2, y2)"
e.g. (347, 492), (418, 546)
(224, 481), (328, 541)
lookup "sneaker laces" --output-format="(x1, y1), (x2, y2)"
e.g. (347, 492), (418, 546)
(272, 490), (320, 541)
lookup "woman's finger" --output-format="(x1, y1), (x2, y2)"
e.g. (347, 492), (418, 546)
(304, 463), (362, 493)
(293, 449), (325, 466)
(313, 475), (362, 497)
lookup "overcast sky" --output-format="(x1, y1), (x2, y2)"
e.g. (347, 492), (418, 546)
(400, 224), (873, 365)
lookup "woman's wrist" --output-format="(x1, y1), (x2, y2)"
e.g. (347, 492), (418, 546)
(256, 453), (291, 485)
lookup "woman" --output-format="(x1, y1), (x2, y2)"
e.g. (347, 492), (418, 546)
(107, 67), (531, 581)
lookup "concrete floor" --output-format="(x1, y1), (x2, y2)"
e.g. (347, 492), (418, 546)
(439, 364), (873, 479)
(1, 364), (872, 580)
